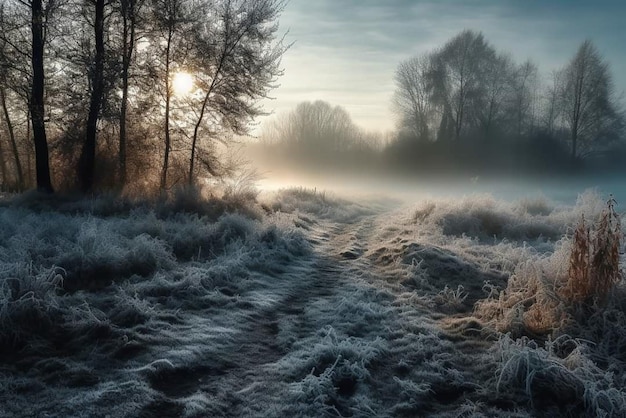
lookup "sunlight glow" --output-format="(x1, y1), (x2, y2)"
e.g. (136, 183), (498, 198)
(172, 72), (193, 96)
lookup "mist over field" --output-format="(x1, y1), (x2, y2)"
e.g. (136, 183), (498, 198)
(252, 169), (626, 206)
(2, 0), (626, 416)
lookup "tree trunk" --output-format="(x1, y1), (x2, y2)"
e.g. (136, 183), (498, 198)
(0, 133), (7, 188)
(79, 0), (105, 193)
(26, 108), (32, 187)
(30, 0), (53, 193)
(119, 0), (135, 187)
(189, 76), (220, 185)
(188, 95), (207, 185)
(189, 41), (231, 185)
(160, 29), (173, 190)
(0, 88), (24, 189)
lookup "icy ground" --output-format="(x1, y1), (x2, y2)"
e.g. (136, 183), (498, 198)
(0, 188), (625, 417)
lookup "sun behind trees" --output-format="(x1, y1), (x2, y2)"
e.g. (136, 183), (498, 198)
(0, 0), (287, 193)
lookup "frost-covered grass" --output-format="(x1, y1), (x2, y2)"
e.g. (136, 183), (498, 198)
(369, 188), (626, 416)
(0, 187), (624, 417)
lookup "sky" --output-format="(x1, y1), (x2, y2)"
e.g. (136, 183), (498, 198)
(259, 0), (626, 134)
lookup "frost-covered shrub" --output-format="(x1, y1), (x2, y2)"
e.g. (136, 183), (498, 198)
(0, 265), (65, 353)
(514, 195), (554, 217)
(492, 334), (626, 416)
(165, 213), (257, 260)
(264, 187), (373, 222)
(156, 185), (263, 221)
(476, 194), (624, 337)
(57, 225), (174, 291)
(413, 195), (563, 243)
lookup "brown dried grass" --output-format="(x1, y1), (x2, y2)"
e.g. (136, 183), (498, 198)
(476, 196), (623, 337)
(561, 197), (622, 305)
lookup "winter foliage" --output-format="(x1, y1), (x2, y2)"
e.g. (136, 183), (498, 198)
(0, 187), (624, 416)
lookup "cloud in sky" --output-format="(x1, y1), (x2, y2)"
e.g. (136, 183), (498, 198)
(260, 0), (626, 133)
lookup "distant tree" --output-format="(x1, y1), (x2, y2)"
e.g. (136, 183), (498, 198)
(0, 87), (23, 188)
(392, 54), (437, 141)
(271, 100), (359, 154)
(395, 30), (513, 144)
(0, 6), (25, 189)
(510, 60), (539, 138)
(255, 99), (381, 173)
(558, 40), (621, 161)
(472, 52), (513, 140)
(434, 30), (494, 141)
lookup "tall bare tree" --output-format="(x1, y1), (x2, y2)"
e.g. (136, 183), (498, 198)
(542, 70), (562, 137)
(150, 0), (190, 189)
(77, 0), (106, 192)
(510, 60), (539, 138)
(392, 54), (437, 141)
(0, 87), (23, 188)
(117, 0), (142, 186)
(186, 0), (287, 185)
(473, 52), (513, 139)
(559, 40), (620, 161)
(435, 30), (493, 141)
(25, 0), (54, 192)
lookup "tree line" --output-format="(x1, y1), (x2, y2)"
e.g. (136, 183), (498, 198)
(0, 0), (287, 193)
(254, 30), (625, 178)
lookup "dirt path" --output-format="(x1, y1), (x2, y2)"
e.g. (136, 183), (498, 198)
(135, 203), (497, 417)
(138, 209), (386, 416)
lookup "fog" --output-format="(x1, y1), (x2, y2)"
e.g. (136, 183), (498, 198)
(3, 1), (626, 415)
(255, 170), (626, 206)
(246, 92), (625, 206)
(245, 29), (626, 208)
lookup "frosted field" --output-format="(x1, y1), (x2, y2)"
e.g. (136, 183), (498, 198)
(0, 187), (625, 417)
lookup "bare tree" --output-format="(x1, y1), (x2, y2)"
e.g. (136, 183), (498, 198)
(150, 0), (191, 189)
(510, 60), (539, 138)
(260, 100), (363, 163)
(435, 30), (493, 141)
(542, 70), (562, 136)
(186, 0), (287, 185)
(559, 40), (620, 161)
(77, 0), (106, 192)
(473, 52), (513, 139)
(23, 0), (55, 192)
(0, 6), (25, 189)
(0, 130), (6, 187)
(291, 101), (356, 149)
(117, 0), (143, 186)
(392, 54), (437, 141)
(0, 87), (23, 188)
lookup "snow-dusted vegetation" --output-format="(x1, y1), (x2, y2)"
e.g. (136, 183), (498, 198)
(1, 187), (624, 417)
